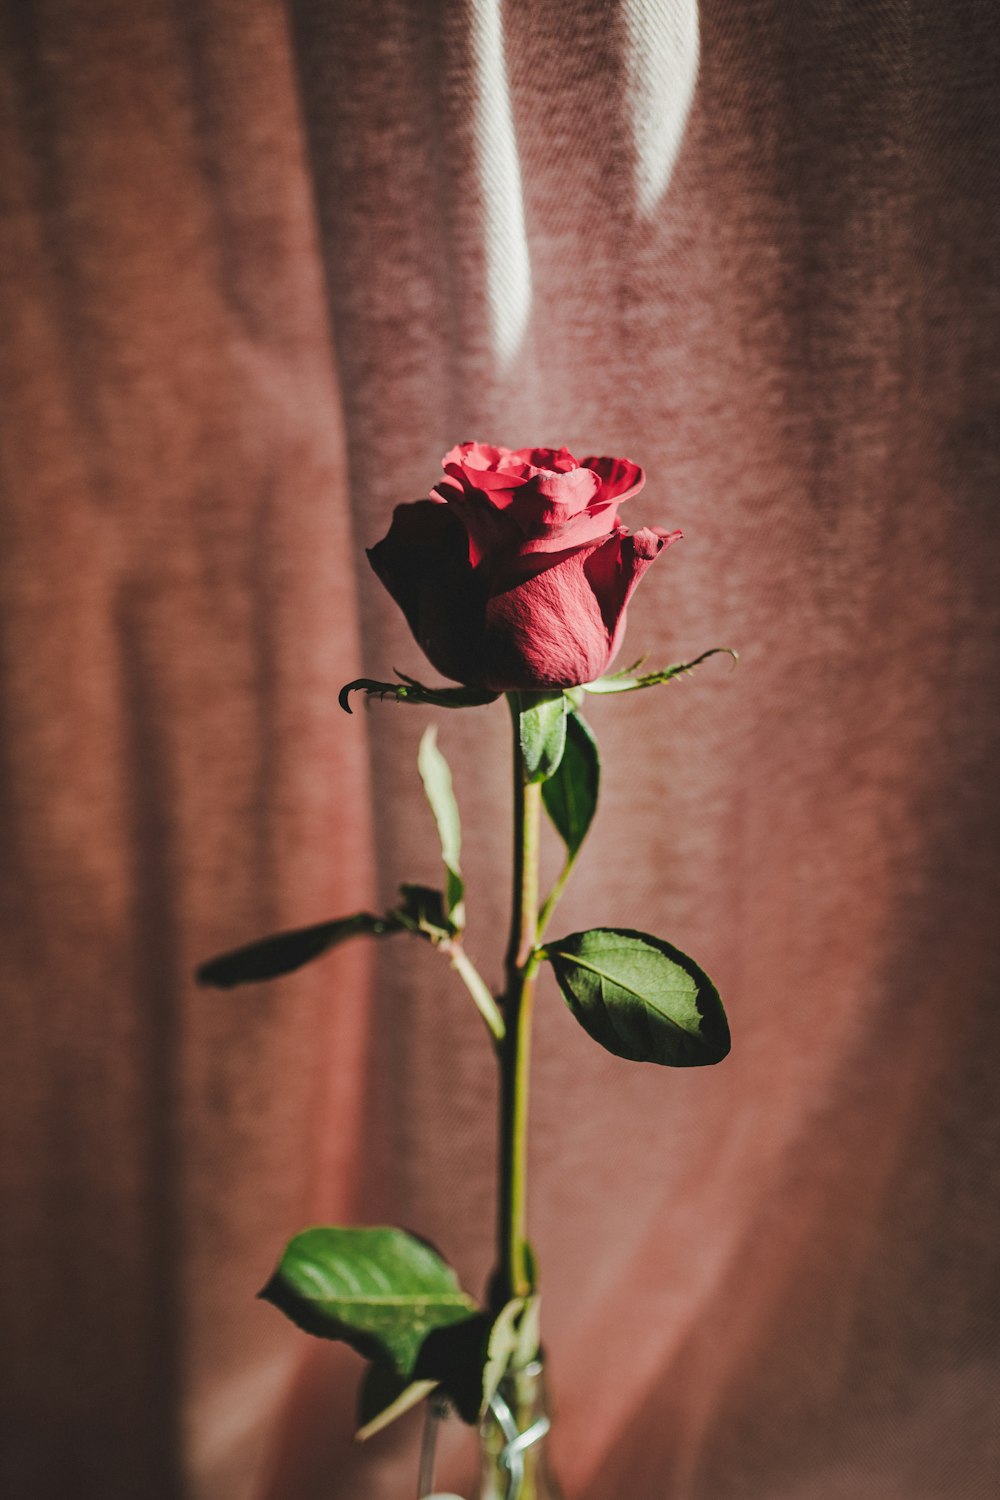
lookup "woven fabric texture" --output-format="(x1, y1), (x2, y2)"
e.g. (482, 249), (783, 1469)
(1, 2), (998, 1496)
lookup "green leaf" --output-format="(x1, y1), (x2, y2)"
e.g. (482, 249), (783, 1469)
(513, 1294), (542, 1368)
(356, 1363), (437, 1441)
(339, 677), (499, 712)
(542, 927), (730, 1067)
(415, 1298), (527, 1424)
(418, 727), (465, 927)
(541, 711), (600, 857)
(260, 1227), (478, 1378)
(513, 692), (568, 783)
(390, 883), (453, 942)
(582, 647), (738, 694)
(196, 912), (396, 988)
(482, 1299), (529, 1411)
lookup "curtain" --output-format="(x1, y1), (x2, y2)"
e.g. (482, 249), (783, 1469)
(1, 2), (997, 1496)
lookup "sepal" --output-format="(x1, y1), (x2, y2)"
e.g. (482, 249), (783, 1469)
(510, 691), (568, 783)
(339, 674), (499, 713)
(582, 647), (738, 694)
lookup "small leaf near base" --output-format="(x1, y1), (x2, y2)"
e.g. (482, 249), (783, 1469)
(415, 1297), (534, 1424)
(260, 1227), (478, 1379)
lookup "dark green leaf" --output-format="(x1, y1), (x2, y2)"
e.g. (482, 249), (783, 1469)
(339, 677), (499, 713)
(356, 1363), (437, 1441)
(541, 711), (600, 857)
(414, 1312), (492, 1424)
(582, 648), (738, 694)
(418, 727), (465, 927)
(513, 692), (568, 783)
(391, 884), (453, 942)
(260, 1226), (478, 1378)
(542, 927), (730, 1066)
(415, 1298), (526, 1424)
(196, 912), (395, 988)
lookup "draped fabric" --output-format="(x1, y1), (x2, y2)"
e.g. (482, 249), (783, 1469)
(1, 2), (998, 1497)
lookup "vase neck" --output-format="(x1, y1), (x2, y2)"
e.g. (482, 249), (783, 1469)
(478, 1361), (562, 1500)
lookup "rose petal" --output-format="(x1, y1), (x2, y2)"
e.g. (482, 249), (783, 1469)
(510, 445), (579, 472)
(577, 455), (646, 506)
(584, 524), (681, 667)
(460, 462), (532, 493)
(483, 542), (617, 689)
(509, 464), (602, 529)
(429, 475), (465, 504)
(506, 500), (620, 555)
(442, 441), (510, 472)
(366, 501), (489, 684)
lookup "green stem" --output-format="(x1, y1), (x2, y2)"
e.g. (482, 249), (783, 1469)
(536, 853), (576, 943)
(445, 942), (505, 1044)
(497, 699), (542, 1305)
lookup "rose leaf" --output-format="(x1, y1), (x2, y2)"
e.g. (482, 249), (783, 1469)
(260, 1226), (478, 1379)
(540, 927), (730, 1067)
(390, 884), (454, 942)
(541, 710), (600, 857)
(195, 912), (398, 988)
(417, 727), (465, 928)
(414, 1297), (528, 1424)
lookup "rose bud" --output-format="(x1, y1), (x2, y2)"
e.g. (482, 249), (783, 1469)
(367, 442), (681, 692)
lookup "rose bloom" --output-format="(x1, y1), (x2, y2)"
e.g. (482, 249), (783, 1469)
(367, 442), (681, 692)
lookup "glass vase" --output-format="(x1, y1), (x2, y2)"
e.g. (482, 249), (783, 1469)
(476, 1359), (563, 1500)
(417, 1358), (562, 1500)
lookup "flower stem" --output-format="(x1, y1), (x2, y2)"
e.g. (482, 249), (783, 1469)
(497, 699), (542, 1305)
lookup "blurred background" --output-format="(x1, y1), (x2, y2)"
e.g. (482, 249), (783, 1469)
(1, 1), (998, 1496)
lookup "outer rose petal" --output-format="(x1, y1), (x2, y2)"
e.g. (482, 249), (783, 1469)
(366, 501), (490, 685)
(482, 551), (614, 688)
(430, 478), (519, 568)
(585, 525), (682, 666)
(481, 526), (681, 690)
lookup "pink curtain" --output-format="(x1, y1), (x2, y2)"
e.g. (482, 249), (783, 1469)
(1, 2), (997, 1497)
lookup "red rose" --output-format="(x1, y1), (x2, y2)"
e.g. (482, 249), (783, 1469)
(367, 442), (681, 692)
